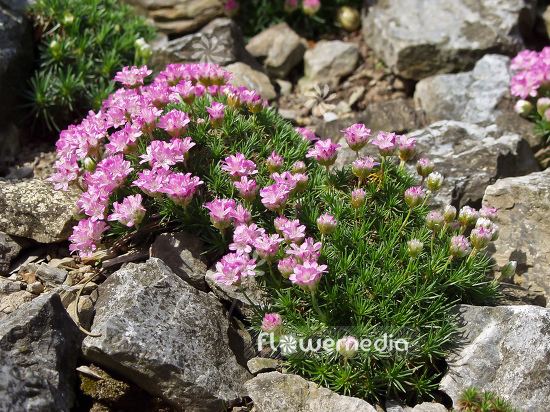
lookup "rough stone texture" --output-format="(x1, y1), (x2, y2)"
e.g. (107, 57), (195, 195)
(315, 98), (422, 143)
(0, 290), (35, 318)
(483, 168), (550, 302)
(151, 18), (259, 70)
(82, 258), (251, 411)
(335, 121), (539, 208)
(246, 22), (307, 79)
(245, 371), (378, 412)
(0, 293), (82, 411)
(440, 304), (550, 412)
(362, 0), (536, 80)
(0, 0), (33, 156)
(247, 357), (280, 375)
(226, 62), (277, 101)
(414, 54), (512, 125)
(299, 40), (359, 90)
(150, 232), (208, 291)
(0, 179), (80, 243)
(408, 403), (447, 412)
(0, 232), (23, 275)
(0, 278), (22, 300)
(67, 295), (94, 331)
(123, 0), (224, 35)
(32, 264), (68, 286)
(205, 268), (269, 318)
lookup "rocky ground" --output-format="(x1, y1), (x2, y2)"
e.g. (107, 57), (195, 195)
(2, 0), (550, 411)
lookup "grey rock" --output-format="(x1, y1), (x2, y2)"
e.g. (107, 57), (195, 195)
(246, 22), (307, 78)
(247, 357), (280, 374)
(34, 264), (68, 286)
(0, 179), (80, 243)
(205, 268), (269, 318)
(363, 0), (536, 80)
(414, 55), (513, 125)
(5, 165), (34, 179)
(0, 0), (33, 151)
(0, 232), (23, 275)
(150, 232), (208, 291)
(275, 79), (293, 97)
(245, 371), (378, 412)
(82, 258), (251, 411)
(483, 168), (550, 302)
(299, 40), (359, 90)
(386, 398), (406, 412)
(0, 278), (22, 299)
(226, 62), (277, 101)
(67, 295), (94, 331)
(316, 98), (421, 143)
(0, 290), (35, 317)
(0, 293), (82, 411)
(410, 403), (447, 412)
(26, 281), (44, 295)
(439, 304), (550, 412)
(125, 0), (224, 35)
(151, 18), (259, 70)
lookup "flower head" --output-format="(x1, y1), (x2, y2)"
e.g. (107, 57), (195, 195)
(352, 156), (379, 181)
(479, 205), (498, 221)
(204, 198), (236, 231)
(336, 336), (358, 358)
(261, 313), (283, 334)
(221, 153), (258, 181)
(317, 213), (337, 236)
(341, 123), (371, 152)
(278, 256), (298, 278)
(260, 183), (290, 213)
(417, 158), (434, 178)
(213, 253), (257, 286)
(427, 172), (444, 191)
(407, 239), (423, 258)
(306, 139), (341, 167)
(397, 135), (416, 162)
(470, 227), (493, 250)
(289, 260), (327, 292)
(266, 151), (283, 173)
(114, 65), (152, 88)
(302, 0), (321, 16)
(371, 132), (396, 157)
(449, 235), (471, 258)
(206, 102), (227, 128)
(351, 188), (366, 209)
(404, 186), (425, 208)
(426, 210), (444, 232)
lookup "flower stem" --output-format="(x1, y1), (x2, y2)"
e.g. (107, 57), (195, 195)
(311, 290), (325, 322)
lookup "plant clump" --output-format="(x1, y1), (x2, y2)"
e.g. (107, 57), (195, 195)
(48, 62), (502, 404)
(456, 387), (522, 412)
(24, 0), (156, 137)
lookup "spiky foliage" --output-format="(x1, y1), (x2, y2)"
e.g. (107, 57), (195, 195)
(456, 387), (522, 412)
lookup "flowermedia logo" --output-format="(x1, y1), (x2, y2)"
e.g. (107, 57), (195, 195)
(191, 35), (227, 65)
(304, 83), (337, 117)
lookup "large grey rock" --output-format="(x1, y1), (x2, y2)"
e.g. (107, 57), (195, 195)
(245, 371), (378, 412)
(82, 258), (251, 411)
(124, 0), (224, 35)
(0, 232), (23, 275)
(0, 293), (82, 411)
(483, 168), (550, 302)
(151, 18), (259, 69)
(440, 305), (550, 412)
(246, 22), (307, 79)
(363, 0), (536, 80)
(0, 0), (33, 157)
(226, 62), (277, 101)
(299, 40), (359, 90)
(0, 179), (80, 243)
(414, 54), (513, 125)
(150, 232), (208, 291)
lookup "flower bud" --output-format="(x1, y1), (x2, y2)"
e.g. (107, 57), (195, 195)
(317, 213), (337, 235)
(404, 186), (425, 208)
(501, 261), (517, 278)
(444, 205), (457, 223)
(261, 313), (283, 334)
(278, 256), (297, 278)
(417, 158), (434, 178)
(427, 172), (444, 191)
(336, 336), (358, 358)
(479, 205), (498, 221)
(470, 227), (492, 250)
(292, 161), (307, 174)
(537, 97), (550, 117)
(266, 151), (283, 173)
(426, 210), (445, 232)
(458, 206), (479, 227)
(450, 235), (471, 258)
(407, 239), (423, 258)
(491, 223), (500, 241)
(514, 99), (533, 116)
(351, 188), (366, 209)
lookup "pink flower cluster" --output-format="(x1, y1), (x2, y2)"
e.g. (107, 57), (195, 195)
(510, 48), (550, 99)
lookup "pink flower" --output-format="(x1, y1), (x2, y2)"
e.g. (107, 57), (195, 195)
(274, 216), (289, 234)
(302, 0), (321, 16)
(352, 156), (379, 181)
(254, 233), (283, 261)
(458, 206), (479, 227)
(284, 0), (299, 13)
(371, 132), (396, 157)
(261, 313), (283, 334)
(404, 186), (425, 208)
(114, 65), (152, 88)
(336, 336), (358, 358)
(260, 183), (290, 213)
(108, 194), (146, 227)
(295, 127), (319, 142)
(225, 0), (239, 17)
(142, 83), (172, 108)
(289, 260), (327, 292)
(105, 123), (142, 154)
(351, 188), (366, 209)
(341, 123), (371, 152)
(170, 80), (196, 105)
(306, 139), (341, 167)
(206, 102), (227, 128)
(285, 237), (322, 263)
(69, 219), (110, 258)
(132, 168), (172, 197)
(470, 227), (492, 250)
(131, 105), (163, 135)
(204, 198), (236, 231)
(416, 158), (435, 178)
(157, 110), (190, 137)
(234, 176), (259, 202)
(229, 223), (265, 255)
(159, 172), (203, 207)
(281, 219), (306, 245)
(139, 140), (181, 169)
(266, 151), (283, 173)
(317, 213), (337, 235)
(449, 235), (471, 258)
(240, 90), (264, 113)
(213, 253), (257, 286)
(278, 256), (298, 278)
(221, 153), (258, 181)
(292, 161), (306, 173)
(397, 135), (416, 162)
(77, 186), (109, 221)
(510, 70), (540, 99)
(47, 156), (79, 191)
(479, 205), (498, 221)
(426, 210), (444, 232)
(230, 204), (252, 226)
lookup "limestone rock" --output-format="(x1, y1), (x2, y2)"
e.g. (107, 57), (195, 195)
(363, 0), (536, 80)
(151, 18), (258, 69)
(299, 40), (359, 90)
(247, 357), (280, 375)
(82, 258), (251, 411)
(0, 179), (80, 243)
(0, 293), (82, 411)
(0, 232), (23, 275)
(440, 304), (550, 412)
(414, 54), (513, 125)
(246, 22), (307, 79)
(0, 290), (35, 317)
(150, 232), (208, 291)
(483, 168), (550, 301)
(124, 0), (224, 35)
(0, 278), (22, 300)
(226, 62), (277, 101)
(245, 371), (378, 412)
